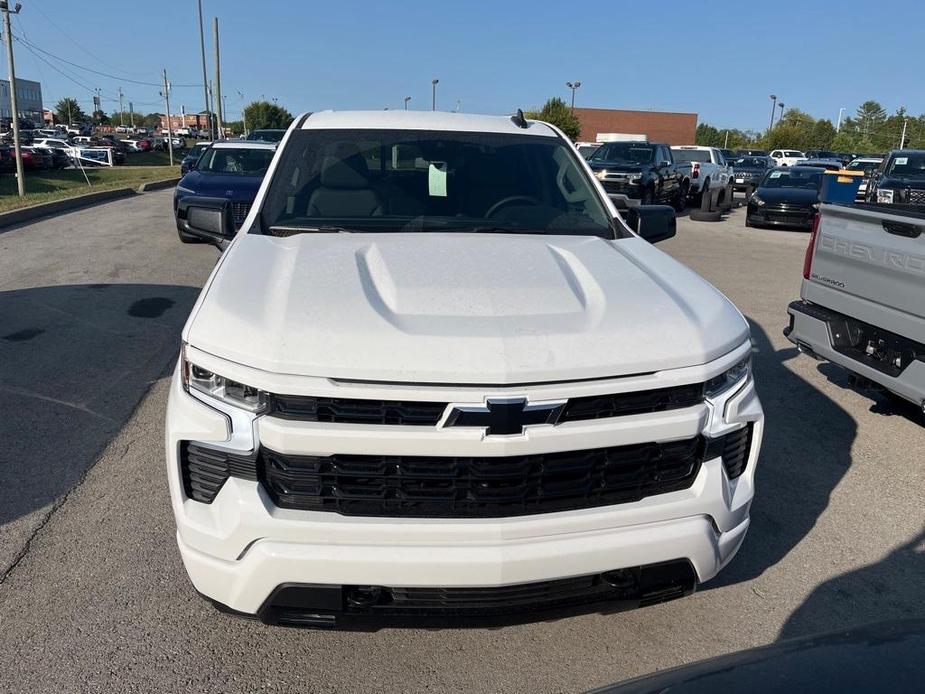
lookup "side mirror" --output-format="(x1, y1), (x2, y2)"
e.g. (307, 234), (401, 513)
(622, 204), (676, 244)
(176, 196), (235, 249)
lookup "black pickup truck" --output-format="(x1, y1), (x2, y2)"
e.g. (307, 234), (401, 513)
(866, 149), (925, 206)
(587, 141), (685, 210)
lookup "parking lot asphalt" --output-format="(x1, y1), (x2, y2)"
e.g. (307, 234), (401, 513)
(0, 193), (922, 693)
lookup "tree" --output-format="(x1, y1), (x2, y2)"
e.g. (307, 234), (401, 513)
(55, 97), (88, 124)
(808, 119), (837, 149)
(142, 113), (162, 130)
(855, 100), (886, 138)
(242, 101), (294, 130)
(525, 97), (581, 140)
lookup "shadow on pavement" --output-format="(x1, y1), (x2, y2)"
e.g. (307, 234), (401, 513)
(705, 319), (858, 589)
(778, 527), (925, 640)
(0, 283), (199, 530)
(816, 362), (925, 427)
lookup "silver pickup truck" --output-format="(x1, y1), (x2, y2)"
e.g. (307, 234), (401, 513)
(785, 203), (925, 411)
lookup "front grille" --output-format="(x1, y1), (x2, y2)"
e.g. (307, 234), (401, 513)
(180, 442), (257, 503)
(231, 201), (251, 226)
(258, 560), (697, 626)
(267, 383), (705, 426)
(269, 395), (447, 425)
(259, 436), (707, 518)
(905, 188), (925, 205)
(602, 179), (633, 194)
(720, 424), (753, 479)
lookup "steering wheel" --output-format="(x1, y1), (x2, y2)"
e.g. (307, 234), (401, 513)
(485, 195), (541, 218)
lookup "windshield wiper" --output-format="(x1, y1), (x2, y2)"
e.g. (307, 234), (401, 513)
(269, 224), (363, 235)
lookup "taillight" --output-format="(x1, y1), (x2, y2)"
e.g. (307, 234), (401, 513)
(692, 162), (700, 179)
(803, 213), (821, 279)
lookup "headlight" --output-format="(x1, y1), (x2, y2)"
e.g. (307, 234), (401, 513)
(877, 189), (894, 203)
(181, 347), (268, 412)
(176, 184), (196, 195)
(705, 355), (751, 398)
(595, 169), (607, 180)
(750, 194), (765, 207)
(628, 174), (641, 183)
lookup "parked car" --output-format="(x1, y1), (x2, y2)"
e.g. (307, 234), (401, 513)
(115, 125), (131, 133)
(244, 128), (286, 143)
(158, 133), (186, 150)
(168, 110), (763, 626)
(737, 148), (769, 156)
(174, 140), (276, 229)
(730, 156), (775, 191)
(36, 128), (68, 140)
(25, 146), (54, 170)
(588, 140), (685, 208)
(865, 149), (925, 206)
(746, 166), (822, 229)
(180, 142), (210, 174)
(66, 123), (91, 136)
(0, 144), (14, 172)
(785, 201), (925, 409)
(798, 159), (843, 171)
(845, 157), (883, 201)
(769, 149), (807, 167)
(804, 150), (845, 164)
(718, 148), (737, 163)
(123, 136), (153, 152)
(574, 141), (601, 159)
(671, 145), (733, 204)
(16, 147), (47, 170)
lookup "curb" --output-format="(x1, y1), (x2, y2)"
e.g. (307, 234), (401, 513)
(137, 177), (180, 192)
(0, 177), (179, 229)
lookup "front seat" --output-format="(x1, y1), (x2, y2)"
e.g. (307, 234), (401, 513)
(306, 156), (384, 217)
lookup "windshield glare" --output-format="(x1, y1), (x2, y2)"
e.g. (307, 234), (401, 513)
(258, 129), (615, 237)
(760, 169), (821, 189)
(847, 160), (881, 175)
(591, 142), (655, 164)
(196, 147), (274, 174)
(887, 154), (925, 178)
(733, 157), (771, 168)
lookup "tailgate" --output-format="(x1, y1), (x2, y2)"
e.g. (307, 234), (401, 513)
(808, 203), (925, 322)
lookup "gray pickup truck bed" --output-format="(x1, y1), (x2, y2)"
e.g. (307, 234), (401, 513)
(785, 202), (925, 409)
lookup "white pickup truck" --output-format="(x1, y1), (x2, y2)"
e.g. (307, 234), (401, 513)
(671, 146), (733, 203)
(786, 203), (925, 411)
(167, 110), (763, 627)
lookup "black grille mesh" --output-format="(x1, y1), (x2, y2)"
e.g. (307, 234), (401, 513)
(181, 443), (257, 503)
(231, 201), (251, 226)
(720, 424), (753, 479)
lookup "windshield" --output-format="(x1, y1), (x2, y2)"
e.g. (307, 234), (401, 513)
(577, 144), (600, 158)
(783, 151), (803, 157)
(196, 147), (274, 175)
(187, 144), (208, 158)
(760, 169), (821, 189)
(733, 157), (770, 168)
(258, 128), (615, 237)
(847, 159), (881, 175)
(672, 149), (711, 163)
(590, 142), (655, 164)
(246, 129), (286, 142)
(886, 153), (925, 178)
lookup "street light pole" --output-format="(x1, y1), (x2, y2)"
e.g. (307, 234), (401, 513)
(768, 94), (777, 131)
(566, 81), (581, 111)
(1, 0), (24, 197)
(900, 118), (908, 149)
(431, 79), (438, 111)
(213, 17), (223, 139)
(161, 69), (174, 167)
(237, 90), (247, 136)
(836, 107), (846, 133)
(778, 102), (785, 123)
(403, 96), (411, 110)
(197, 0), (212, 140)
(118, 87), (124, 126)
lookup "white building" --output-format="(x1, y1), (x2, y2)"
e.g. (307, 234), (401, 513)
(0, 77), (44, 126)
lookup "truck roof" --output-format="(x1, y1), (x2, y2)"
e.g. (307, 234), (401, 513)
(298, 110), (558, 137)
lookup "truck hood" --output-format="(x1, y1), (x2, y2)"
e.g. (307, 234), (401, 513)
(879, 176), (925, 190)
(177, 171), (264, 200)
(589, 162), (646, 174)
(185, 233), (748, 384)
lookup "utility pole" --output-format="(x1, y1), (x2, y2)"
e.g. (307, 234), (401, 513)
(129, 101), (134, 128)
(213, 17), (223, 139)
(161, 69), (174, 166)
(237, 90), (247, 136)
(431, 78), (438, 111)
(1, 0), (25, 197)
(118, 87), (124, 126)
(197, 0), (212, 140)
(94, 87), (101, 124)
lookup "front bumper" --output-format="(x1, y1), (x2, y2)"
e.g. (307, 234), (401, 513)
(166, 345), (764, 619)
(747, 205), (814, 229)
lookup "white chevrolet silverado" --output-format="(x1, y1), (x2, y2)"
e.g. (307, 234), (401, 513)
(167, 110), (764, 628)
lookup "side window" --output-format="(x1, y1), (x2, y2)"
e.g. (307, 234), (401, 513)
(658, 146), (670, 163)
(714, 150), (725, 165)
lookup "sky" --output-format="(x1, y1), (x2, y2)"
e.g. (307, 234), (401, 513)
(10, 0), (924, 131)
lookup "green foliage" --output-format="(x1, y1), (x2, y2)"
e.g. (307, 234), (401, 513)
(243, 101), (294, 130)
(54, 97), (88, 124)
(694, 123), (755, 149)
(141, 113), (162, 130)
(525, 97), (581, 140)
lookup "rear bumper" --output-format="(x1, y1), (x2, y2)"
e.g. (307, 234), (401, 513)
(785, 300), (925, 406)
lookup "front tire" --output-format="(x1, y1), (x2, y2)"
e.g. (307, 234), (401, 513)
(674, 181), (689, 212)
(640, 188), (654, 205)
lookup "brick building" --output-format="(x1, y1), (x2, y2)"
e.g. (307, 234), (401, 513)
(159, 112), (211, 131)
(573, 107), (697, 145)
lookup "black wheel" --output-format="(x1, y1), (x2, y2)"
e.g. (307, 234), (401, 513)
(693, 178), (710, 207)
(674, 181), (689, 212)
(690, 209), (722, 222)
(640, 188), (654, 205)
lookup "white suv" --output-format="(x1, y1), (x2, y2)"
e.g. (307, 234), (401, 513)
(167, 110), (764, 627)
(769, 149), (807, 167)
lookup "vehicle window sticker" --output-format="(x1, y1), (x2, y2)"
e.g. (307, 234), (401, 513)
(428, 161), (447, 197)
(769, 171), (782, 178)
(894, 157), (908, 165)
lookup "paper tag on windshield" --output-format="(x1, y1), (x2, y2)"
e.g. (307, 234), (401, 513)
(428, 162), (447, 197)
(895, 157), (908, 165)
(770, 171), (782, 178)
